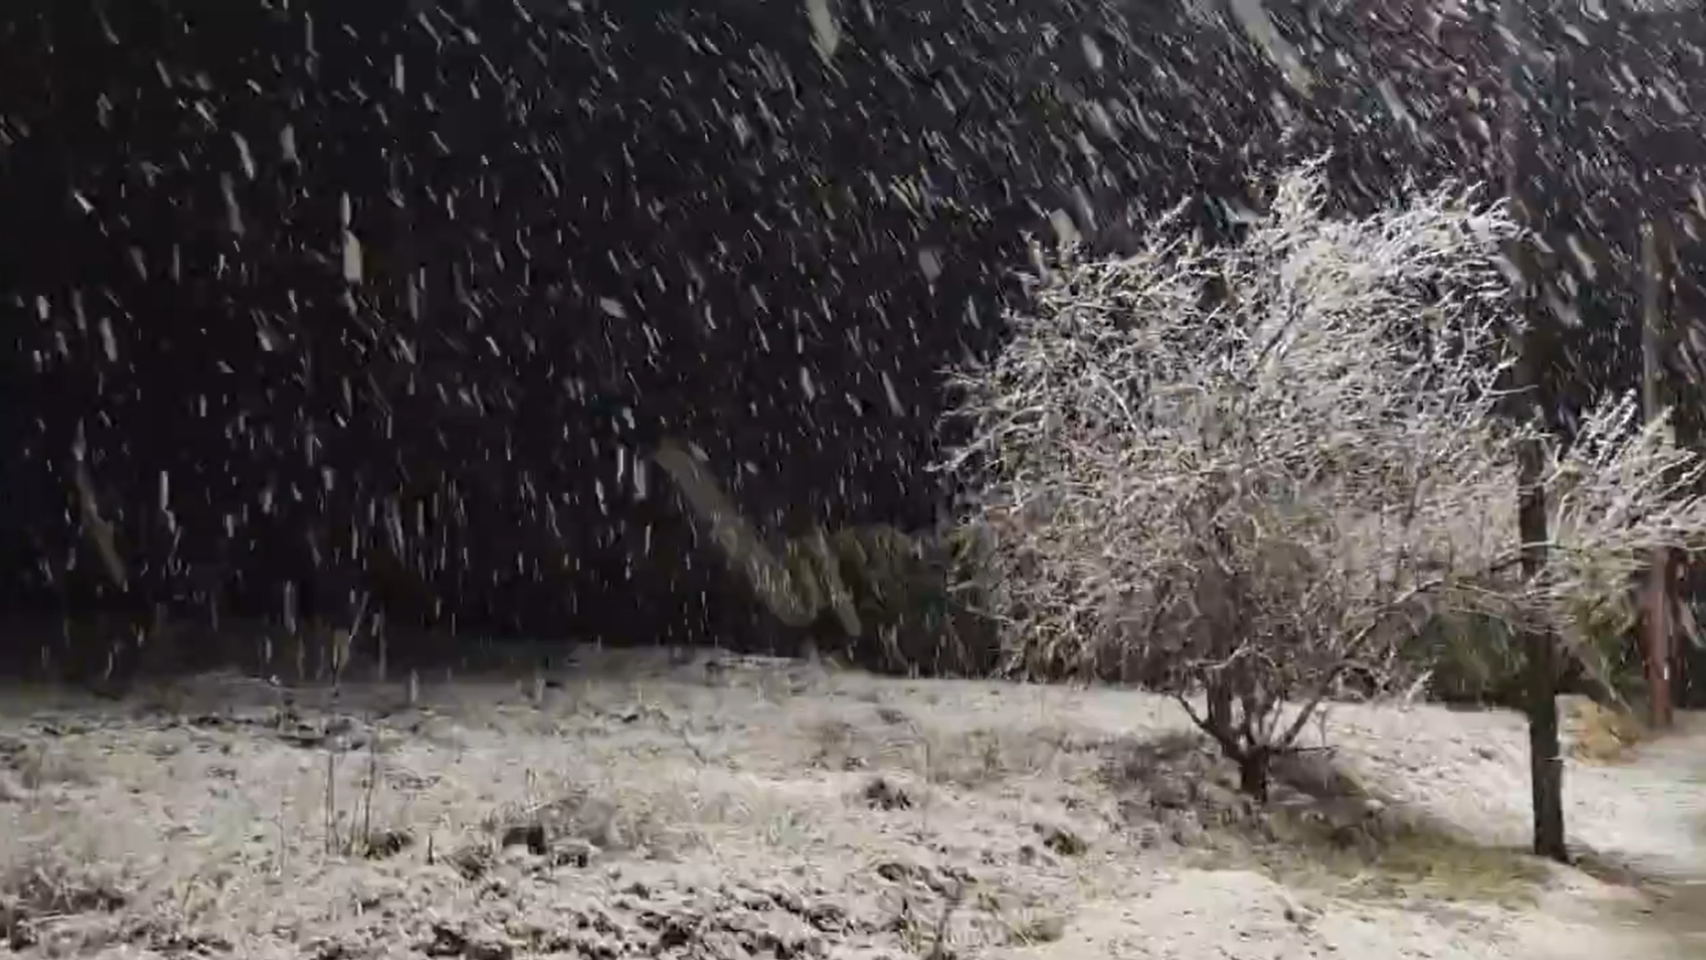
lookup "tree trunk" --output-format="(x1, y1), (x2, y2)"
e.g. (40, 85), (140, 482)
(1208, 677), (1235, 744)
(1640, 221), (1676, 729)
(1518, 423), (1567, 861)
(1237, 750), (1271, 803)
(1500, 0), (1568, 864)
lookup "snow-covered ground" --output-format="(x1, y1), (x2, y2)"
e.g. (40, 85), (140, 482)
(1, 648), (1701, 959)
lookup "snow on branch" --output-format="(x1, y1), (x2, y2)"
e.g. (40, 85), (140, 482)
(940, 158), (1706, 792)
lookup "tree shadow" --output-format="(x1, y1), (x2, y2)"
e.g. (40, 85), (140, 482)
(1101, 730), (1551, 905)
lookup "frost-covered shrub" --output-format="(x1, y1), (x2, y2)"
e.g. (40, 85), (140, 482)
(942, 159), (1706, 797)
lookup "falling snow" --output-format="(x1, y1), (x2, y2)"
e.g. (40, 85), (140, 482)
(0, 0), (1702, 653)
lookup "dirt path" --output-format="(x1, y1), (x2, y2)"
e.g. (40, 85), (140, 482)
(1580, 716), (1706, 874)
(1575, 717), (1706, 955)
(1284, 697), (1706, 959)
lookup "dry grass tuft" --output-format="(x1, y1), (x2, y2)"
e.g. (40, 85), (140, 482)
(1260, 811), (1549, 906)
(4, 742), (98, 792)
(1000, 906), (1071, 946)
(802, 712), (1091, 789)
(0, 818), (137, 953)
(484, 780), (699, 857)
(1564, 696), (1648, 764)
(923, 724), (1080, 788)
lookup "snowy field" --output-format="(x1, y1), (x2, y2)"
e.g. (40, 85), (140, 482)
(1, 646), (1703, 960)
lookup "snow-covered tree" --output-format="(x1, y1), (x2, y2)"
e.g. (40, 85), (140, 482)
(941, 159), (1706, 799)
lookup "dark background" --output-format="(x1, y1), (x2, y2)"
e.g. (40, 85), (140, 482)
(1, 0), (1704, 685)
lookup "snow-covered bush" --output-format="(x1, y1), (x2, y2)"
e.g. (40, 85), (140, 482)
(940, 159), (1706, 798)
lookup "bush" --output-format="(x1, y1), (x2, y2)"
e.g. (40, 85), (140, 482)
(649, 439), (998, 675)
(940, 158), (1706, 799)
(1405, 609), (1643, 708)
(1401, 612), (1526, 705)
